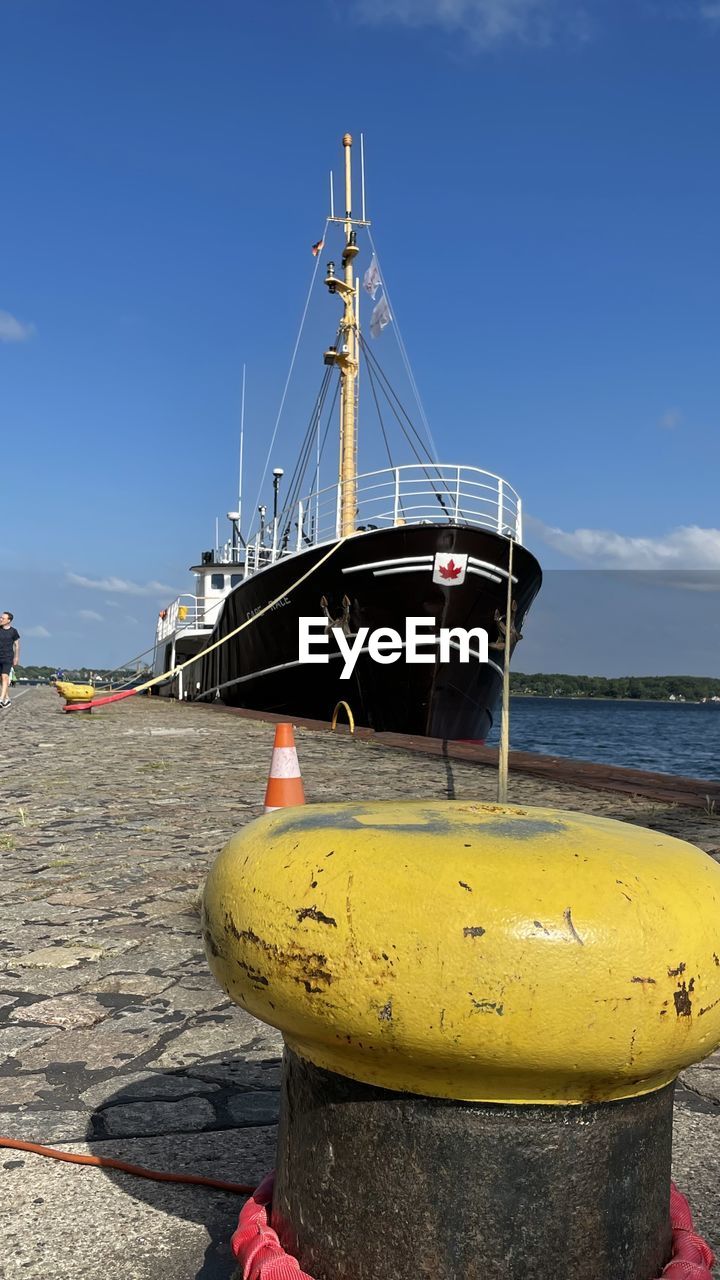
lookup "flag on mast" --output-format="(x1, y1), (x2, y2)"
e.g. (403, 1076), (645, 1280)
(311, 239), (324, 256)
(363, 253), (381, 299)
(370, 293), (392, 339)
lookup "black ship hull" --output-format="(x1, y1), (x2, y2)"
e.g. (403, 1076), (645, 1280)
(177, 526), (541, 741)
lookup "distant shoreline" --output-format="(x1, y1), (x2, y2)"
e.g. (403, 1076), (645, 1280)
(16, 669), (720, 706)
(512, 693), (718, 705)
(510, 673), (720, 703)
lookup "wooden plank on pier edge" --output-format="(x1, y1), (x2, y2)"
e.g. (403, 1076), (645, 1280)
(187, 702), (720, 811)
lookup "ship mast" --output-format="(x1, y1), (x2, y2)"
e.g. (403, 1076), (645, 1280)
(325, 133), (362, 538)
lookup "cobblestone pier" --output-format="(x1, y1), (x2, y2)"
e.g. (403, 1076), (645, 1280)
(1, 688), (719, 1279)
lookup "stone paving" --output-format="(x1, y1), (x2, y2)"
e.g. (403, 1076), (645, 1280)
(0, 687), (719, 1278)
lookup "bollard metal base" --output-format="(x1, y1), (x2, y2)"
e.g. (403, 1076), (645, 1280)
(273, 1049), (673, 1280)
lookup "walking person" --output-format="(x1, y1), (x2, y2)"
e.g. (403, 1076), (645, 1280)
(0, 612), (20, 708)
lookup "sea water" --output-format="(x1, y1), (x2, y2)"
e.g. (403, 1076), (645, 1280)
(486, 697), (720, 781)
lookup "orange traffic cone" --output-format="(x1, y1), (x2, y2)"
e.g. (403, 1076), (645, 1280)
(264, 723), (306, 812)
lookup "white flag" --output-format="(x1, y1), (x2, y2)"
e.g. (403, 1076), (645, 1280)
(370, 293), (391, 339)
(363, 254), (381, 300)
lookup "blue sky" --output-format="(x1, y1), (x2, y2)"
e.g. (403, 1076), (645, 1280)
(1, 0), (718, 672)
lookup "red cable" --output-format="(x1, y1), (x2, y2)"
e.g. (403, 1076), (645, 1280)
(63, 688), (138, 712)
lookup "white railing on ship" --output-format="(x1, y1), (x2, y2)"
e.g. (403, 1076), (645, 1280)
(156, 595), (214, 642)
(242, 464), (522, 577)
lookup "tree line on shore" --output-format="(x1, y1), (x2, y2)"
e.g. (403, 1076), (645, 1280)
(16, 665), (138, 683)
(14, 666), (720, 701)
(511, 673), (720, 701)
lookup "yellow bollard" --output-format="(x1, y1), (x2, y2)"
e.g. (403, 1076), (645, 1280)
(55, 681), (95, 713)
(203, 802), (720, 1279)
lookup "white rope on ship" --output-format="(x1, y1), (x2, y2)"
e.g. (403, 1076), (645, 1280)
(131, 533), (349, 697)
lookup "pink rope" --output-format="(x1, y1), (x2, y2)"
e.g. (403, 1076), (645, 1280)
(231, 1173), (315, 1280)
(663, 1184), (715, 1278)
(231, 1174), (715, 1280)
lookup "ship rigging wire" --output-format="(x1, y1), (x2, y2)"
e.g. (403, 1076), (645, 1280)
(97, 314), (447, 693)
(280, 375), (340, 549)
(359, 335), (434, 468)
(362, 347), (396, 475)
(80, 641), (159, 692)
(249, 220), (436, 541)
(247, 219), (330, 542)
(359, 333), (456, 516)
(367, 227), (439, 465)
(276, 358), (337, 543)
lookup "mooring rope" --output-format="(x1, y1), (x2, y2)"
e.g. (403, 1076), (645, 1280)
(62, 536), (349, 711)
(497, 536), (514, 803)
(230, 1174), (715, 1280)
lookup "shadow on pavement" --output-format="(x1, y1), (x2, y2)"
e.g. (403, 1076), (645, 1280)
(85, 1055), (281, 1280)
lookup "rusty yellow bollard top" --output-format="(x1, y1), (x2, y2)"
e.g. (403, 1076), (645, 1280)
(202, 801), (720, 1105)
(55, 681), (95, 705)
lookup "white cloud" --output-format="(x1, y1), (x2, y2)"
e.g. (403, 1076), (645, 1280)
(0, 310), (35, 343)
(79, 609), (104, 622)
(658, 571), (720, 592)
(350, 0), (584, 44)
(67, 573), (177, 597)
(354, 0), (720, 39)
(24, 625), (51, 638)
(529, 516), (720, 569)
(653, 1), (720, 25)
(658, 407), (683, 430)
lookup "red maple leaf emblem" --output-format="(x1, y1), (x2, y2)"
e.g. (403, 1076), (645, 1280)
(438, 558), (462, 580)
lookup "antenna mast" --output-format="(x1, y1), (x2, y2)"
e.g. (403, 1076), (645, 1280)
(238, 364), (246, 537)
(324, 133), (365, 538)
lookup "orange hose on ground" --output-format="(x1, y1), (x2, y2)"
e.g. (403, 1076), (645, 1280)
(0, 1136), (253, 1195)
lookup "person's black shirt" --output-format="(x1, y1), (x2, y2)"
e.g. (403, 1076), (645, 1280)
(0, 628), (20, 663)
